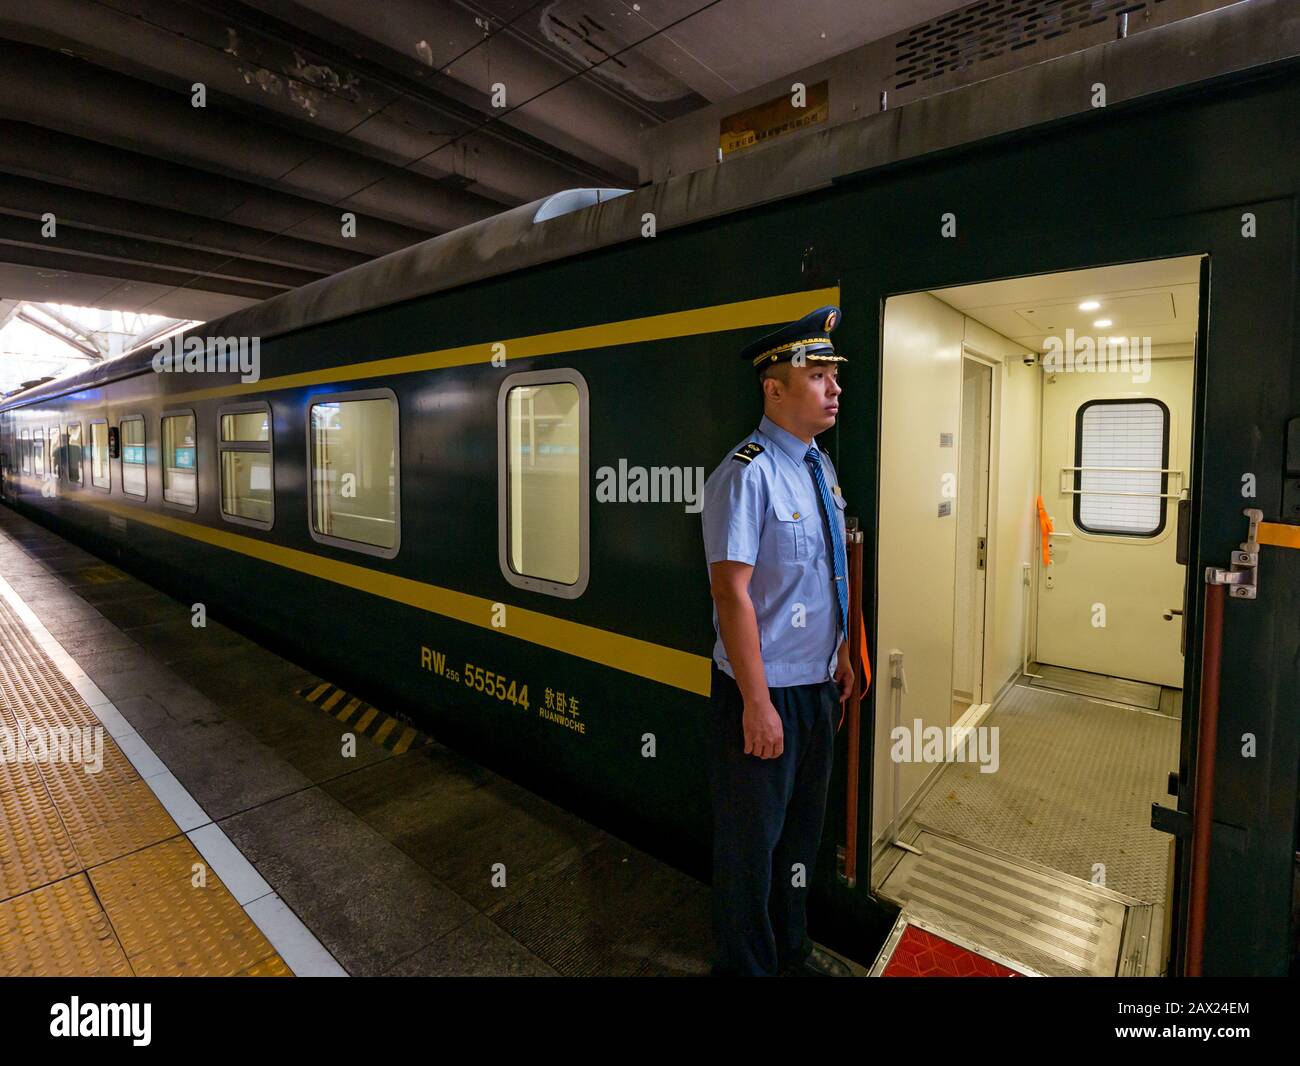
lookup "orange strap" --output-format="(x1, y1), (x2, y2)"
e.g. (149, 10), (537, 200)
(1036, 494), (1054, 567)
(858, 614), (872, 696)
(836, 610), (873, 731)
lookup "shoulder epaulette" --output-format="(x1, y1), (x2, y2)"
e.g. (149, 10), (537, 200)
(732, 441), (764, 464)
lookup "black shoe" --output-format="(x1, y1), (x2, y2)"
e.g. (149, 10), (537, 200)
(787, 945), (852, 977)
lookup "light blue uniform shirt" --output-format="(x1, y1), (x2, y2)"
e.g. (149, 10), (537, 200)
(701, 414), (848, 688)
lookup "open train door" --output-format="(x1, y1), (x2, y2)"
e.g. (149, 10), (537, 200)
(863, 200), (1298, 978)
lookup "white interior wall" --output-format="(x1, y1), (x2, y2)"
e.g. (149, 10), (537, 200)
(874, 292), (963, 844)
(874, 295), (1039, 846)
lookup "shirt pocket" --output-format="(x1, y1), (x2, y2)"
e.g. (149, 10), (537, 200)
(772, 503), (810, 562)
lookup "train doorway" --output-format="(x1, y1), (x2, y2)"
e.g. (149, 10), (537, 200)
(868, 256), (1202, 976)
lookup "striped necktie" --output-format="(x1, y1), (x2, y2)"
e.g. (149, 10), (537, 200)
(805, 444), (848, 641)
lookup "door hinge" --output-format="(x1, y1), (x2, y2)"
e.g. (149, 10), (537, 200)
(1153, 805), (1249, 853)
(976, 535), (986, 570)
(1205, 508), (1262, 599)
(1151, 803), (1190, 839)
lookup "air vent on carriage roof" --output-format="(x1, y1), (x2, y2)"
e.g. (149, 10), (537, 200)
(895, 0), (1168, 89)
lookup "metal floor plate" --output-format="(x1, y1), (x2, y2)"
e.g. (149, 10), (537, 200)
(1029, 664), (1162, 710)
(877, 831), (1147, 976)
(907, 682), (1178, 902)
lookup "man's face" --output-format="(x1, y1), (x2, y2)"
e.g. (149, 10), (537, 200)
(769, 360), (843, 434)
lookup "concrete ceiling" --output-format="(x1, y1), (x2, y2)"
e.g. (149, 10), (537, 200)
(0, 0), (970, 322)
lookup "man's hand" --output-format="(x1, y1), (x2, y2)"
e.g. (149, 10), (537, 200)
(833, 644), (854, 704)
(742, 698), (784, 759)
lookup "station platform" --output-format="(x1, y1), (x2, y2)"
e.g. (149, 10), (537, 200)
(0, 506), (740, 977)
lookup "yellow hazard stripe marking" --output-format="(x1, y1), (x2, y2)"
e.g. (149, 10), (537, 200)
(297, 682), (422, 751)
(162, 287), (840, 404)
(1259, 521), (1300, 549)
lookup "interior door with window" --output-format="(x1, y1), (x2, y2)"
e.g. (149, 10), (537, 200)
(1035, 357), (1193, 687)
(953, 356), (993, 711)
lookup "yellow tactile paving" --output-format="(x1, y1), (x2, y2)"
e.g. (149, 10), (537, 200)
(0, 592), (294, 976)
(0, 761), (82, 901)
(239, 953), (293, 977)
(90, 838), (276, 973)
(38, 745), (178, 869)
(0, 738), (51, 795)
(0, 875), (132, 977)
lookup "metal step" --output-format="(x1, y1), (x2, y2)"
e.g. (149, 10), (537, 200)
(876, 829), (1158, 976)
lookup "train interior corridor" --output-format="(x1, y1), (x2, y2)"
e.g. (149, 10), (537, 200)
(867, 257), (1201, 976)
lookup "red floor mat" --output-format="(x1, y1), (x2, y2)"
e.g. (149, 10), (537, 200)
(880, 924), (1025, 977)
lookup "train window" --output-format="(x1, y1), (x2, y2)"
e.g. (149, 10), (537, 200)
(1074, 399), (1169, 537)
(20, 429), (30, 475)
(496, 369), (589, 599)
(48, 427), (61, 480)
(66, 423), (82, 484)
(89, 421), (110, 490)
(217, 402), (273, 529)
(32, 431), (45, 480)
(308, 390), (400, 557)
(162, 411), (198, 510)
(120, 416), (146, 498)
(221, 411), (269, 443)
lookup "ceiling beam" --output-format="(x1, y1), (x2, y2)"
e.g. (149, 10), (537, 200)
(24, 303), (107, 356)
(16, 309), (101, 360)
(202, 0), (647, 179)
(0, 39), (503, 234)
(0, 173), (370, 275)
(0, 244), (286, 302)
(1, 0), (633, 203)
(0, 214), (326, 290)
(0, 122), (432, 257)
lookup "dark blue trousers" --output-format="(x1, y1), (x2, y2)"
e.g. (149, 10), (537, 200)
(708, 663), (837, 976)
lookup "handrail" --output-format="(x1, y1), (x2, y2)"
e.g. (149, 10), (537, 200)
(1186, 580), (1224, 976)
(842, 524), (864, 887)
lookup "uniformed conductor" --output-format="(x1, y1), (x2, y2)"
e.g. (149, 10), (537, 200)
(700, 305), (853, 978)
